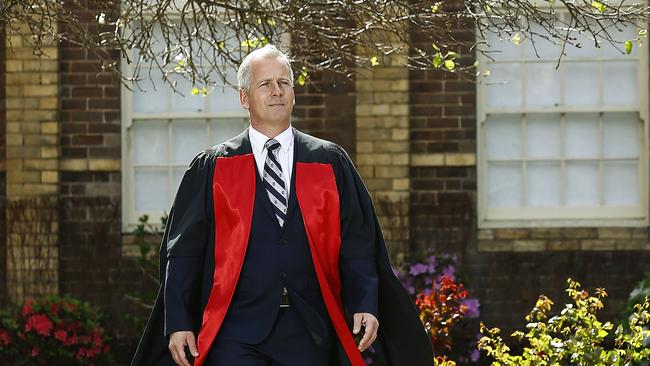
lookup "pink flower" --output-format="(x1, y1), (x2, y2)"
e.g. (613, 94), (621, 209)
(31, 347), (39, 357)
(0, 329), (11, 346)
(54, 329), (68, 342)
(21, 298), (35, 316)
(64, 334), (78, 346)
(25, 314), (53, 336)
(50, 303), (60, 315)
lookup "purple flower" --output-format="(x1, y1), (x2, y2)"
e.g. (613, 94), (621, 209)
(461, 298), (480, 318)
(470, 348), (480, 362)
(409, 263), (429, 276)
(424, 276), (433, 285)
(407, 285), (416, 295)
(440, 265), (456, 281)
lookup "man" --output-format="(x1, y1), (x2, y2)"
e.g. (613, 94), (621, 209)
(131, 45), (432, 366)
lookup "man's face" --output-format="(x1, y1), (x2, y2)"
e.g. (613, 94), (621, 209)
(240, 57), (295, 128)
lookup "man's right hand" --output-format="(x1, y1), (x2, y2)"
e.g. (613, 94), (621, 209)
(169, 331), (199, 366)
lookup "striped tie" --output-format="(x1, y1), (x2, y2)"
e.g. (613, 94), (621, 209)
(263, 139), (288, 227)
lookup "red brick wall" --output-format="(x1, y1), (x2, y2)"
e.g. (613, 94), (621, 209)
(408, 27), (477, 256)
(58, 0), (126, 319)
(293, 71), (356, 159)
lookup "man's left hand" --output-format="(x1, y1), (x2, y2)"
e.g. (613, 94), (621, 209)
(353, 312), (378, 352)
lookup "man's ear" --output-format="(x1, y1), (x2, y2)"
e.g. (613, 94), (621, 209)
(239, 88), (249, 110)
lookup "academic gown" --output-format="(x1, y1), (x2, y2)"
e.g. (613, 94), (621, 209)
(130, 128), (433, 366)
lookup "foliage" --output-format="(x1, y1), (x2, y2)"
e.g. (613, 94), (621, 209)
(3, 1), (649, 89)
(0, 295), (113, 365)
(478, 278), (650, 365)
(623, 271), (650, 325)
(392, 254), (481, 365)
(121, 214), (167, 332)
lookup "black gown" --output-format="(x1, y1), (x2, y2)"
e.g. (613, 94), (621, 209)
(130, 128), (433, 366)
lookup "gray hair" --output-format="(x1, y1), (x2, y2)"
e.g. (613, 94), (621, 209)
(237, 44), (293, 92)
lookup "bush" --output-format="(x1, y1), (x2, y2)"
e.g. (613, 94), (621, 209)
(0, 295), (113, 365)
(478, 278), (650, 365)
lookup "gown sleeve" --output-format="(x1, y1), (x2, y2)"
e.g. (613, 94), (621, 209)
(163, 150), (213, 336)
(332, 145), (379, 318)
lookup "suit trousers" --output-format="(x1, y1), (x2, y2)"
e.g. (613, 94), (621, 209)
(205, 306), (333, 366)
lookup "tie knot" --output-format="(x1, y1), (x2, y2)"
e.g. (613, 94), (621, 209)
(265, 139), (281, 152)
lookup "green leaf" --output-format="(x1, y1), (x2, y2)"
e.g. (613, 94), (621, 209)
(444, 59), (455, 71)
(432, 53), (443, 68)
(591, 1), (607, 13)
(511, 33), (522, 45)
(431, 2), (441, 13)
(625, 40), (633, 54)
(370, 56), (379, 66)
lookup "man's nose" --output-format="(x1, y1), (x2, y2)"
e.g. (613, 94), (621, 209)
(270, 81), (283, 95)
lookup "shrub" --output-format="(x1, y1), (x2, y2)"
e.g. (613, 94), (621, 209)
(478, 278), (650, 365)
(0, 295), (113, 365)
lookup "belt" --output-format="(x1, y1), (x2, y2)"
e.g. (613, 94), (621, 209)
(280, 288), (291, 307)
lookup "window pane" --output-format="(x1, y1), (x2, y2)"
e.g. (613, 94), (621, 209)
(602, 61), (638, 107)
(601, 21), (639, 58)
(564, 62), (599, 106)
(207, 67), (243, 114)
(525, 62), (560, 107)
(133, 120), (168, 165)
(566, 161), (599, 206)
(523, 20), (561, 60)
(525, 114), (561, 158)
(603, 112), (640, 159)
(604, 161), (638, 205)
(527, 162), (561, 207)
(486, 63), (522, 108)
(486, 114), (521, 159)
(135, 167), (169, 212)
(210, 118), (248, 145)
(133, 68), (168, 113)
(170, 74), (208, 112)
(485, 31), (521, 60)
(565, 113), (599, 158)
(488, 163), (522, 207)
(171, 120), (208, 164)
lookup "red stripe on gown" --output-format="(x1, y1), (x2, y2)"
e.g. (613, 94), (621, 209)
(295, 162), (365, 366)
(195, 154), (255, 366)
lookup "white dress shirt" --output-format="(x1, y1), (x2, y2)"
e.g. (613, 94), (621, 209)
(248, 125), (294, 197)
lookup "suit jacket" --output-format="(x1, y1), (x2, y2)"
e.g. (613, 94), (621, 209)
(131, 128), (433, 366)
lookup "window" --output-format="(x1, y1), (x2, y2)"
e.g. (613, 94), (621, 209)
(477, 12), (649, 227)
(121, 25), (249, 230)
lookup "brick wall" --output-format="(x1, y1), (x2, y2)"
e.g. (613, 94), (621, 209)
(408, 23), (477, 257)
(355, 42), (411, 261)
(57, 1), (145, 342)
(4, 21), (60, 303)
(0, 26), (6, 305)
(293, 70), (356, 159)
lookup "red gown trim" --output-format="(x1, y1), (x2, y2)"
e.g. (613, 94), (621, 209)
(195, 154), (256, 366)
(295, 162), (365, 366)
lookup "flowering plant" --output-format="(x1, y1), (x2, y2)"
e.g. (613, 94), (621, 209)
(0, 295), (113, 365)
(478, 278), (650, 365)
(365, 254), (477, 365)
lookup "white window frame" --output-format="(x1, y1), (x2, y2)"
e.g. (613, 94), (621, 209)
(476, 8), (650, 228)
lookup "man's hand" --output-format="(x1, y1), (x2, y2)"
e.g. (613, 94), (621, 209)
(353, 313), (378, 352)
(169, 331), (199, 366)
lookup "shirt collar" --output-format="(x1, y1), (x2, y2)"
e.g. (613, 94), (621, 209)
(249, 124), (294, 154)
